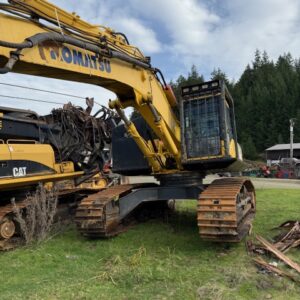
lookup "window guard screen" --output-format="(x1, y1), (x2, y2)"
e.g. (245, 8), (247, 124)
(183, 96), (221, 159)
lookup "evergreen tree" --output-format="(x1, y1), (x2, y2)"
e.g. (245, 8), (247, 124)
(211, 68), (229, 84)
(211, 68), (234, 92)
(233, 50), (300, 158)
(242, 136), (257, 160)
(171, 65), (204, 100)
(187, 65), (204, 85)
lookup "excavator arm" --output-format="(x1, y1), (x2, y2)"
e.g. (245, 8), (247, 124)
(0, 0), (181, 173)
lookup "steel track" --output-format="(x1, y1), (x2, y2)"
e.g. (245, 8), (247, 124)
(198, 178), (256, 242)
(75, 184), (136, 238)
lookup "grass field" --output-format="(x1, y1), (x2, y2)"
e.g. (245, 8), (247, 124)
(0, 189), (299, 300)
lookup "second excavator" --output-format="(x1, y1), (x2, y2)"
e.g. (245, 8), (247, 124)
(0, 101), (119, 249)
(0, 0), (255, 243)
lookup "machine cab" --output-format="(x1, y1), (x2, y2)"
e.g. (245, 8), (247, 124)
(180, 80), (239, 170)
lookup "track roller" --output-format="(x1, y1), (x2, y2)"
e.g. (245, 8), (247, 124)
(75, 184), (134, 238)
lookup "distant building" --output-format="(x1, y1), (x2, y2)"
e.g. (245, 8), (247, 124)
(265, 143), (300, 165)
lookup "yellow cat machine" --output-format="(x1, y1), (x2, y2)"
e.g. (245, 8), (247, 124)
(0, 139), (83, 248)
(0, 103), (118, 249)
(0, 0), (255, 243)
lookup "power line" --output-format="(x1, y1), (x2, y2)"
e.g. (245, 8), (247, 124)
(0, 82), (85, 99)
(0, 82), (104, 106)
(0, 94), (65, 105)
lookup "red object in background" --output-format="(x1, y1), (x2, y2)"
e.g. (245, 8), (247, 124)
(261, 165), (271, 178)
(103, 162), (111, 173)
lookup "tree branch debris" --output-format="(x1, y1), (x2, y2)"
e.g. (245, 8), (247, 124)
(247, 221), (300, 282)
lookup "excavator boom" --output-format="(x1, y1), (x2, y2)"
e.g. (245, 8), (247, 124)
(0, 1), (181, 173)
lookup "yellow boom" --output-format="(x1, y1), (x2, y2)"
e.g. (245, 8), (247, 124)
(0, 0), (181, 173)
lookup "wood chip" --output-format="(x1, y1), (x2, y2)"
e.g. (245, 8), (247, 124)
(256, 235), (300, 273)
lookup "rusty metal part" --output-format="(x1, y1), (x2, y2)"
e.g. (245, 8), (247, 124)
(198, 178), (256, 242)
(0, 187), (97, 251)
(75, 184), (135, 237)
(0, 198), (28, 250)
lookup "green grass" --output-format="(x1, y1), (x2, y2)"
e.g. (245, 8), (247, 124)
(0, 189), (299, 300)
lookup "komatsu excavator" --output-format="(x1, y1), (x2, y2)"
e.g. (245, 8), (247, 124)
(0, 0), (255, 244)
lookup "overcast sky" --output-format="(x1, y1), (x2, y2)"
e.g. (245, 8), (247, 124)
(1, 0), (300, 114)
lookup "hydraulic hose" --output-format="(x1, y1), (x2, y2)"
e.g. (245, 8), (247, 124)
(27, 32), (106, 55)
(0, 32), (151, 73)
(27, 32), (151, 68)
(0, 50), (21, 74)
(111, 50), (150, 69)
(114, 32), (130, 45)
(0, 40), (32, 49)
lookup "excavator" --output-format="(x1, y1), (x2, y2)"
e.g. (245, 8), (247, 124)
(0, 100), (119, 249)
(0, 0), (256, 245)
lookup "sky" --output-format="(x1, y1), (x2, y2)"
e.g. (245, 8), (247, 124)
(1, 0), (300, 114)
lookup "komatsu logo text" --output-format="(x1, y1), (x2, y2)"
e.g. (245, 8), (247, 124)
(38, 43), (111, 73)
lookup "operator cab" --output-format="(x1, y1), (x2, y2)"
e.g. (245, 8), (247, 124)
(180, 80), (239, 170)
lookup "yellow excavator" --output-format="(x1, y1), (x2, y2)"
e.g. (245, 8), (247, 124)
(0, 102), (117, 249)
(0, 0), (255, 244)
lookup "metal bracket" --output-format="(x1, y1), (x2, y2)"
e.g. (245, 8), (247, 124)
(118, 185), (203, 219)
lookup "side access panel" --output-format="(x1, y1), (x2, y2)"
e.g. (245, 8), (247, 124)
(112, 117), (152, 175)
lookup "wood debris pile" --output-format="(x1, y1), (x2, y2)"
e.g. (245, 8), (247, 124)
(247, 221), (300, 282)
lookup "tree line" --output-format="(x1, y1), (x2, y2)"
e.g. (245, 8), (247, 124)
(171, 50), (300, 160)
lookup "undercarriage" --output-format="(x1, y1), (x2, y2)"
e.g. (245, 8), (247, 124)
(75, 173), (256, 243)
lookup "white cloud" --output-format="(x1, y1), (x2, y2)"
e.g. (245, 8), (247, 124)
(121, 0), (300, 79)
(56, 0), (161, 55)
(127, 0), (220, 51)
(204, 0), (300, 79)
(110, 18), (161, 54)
